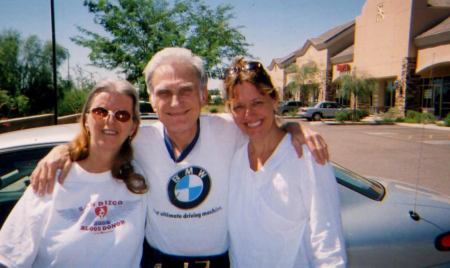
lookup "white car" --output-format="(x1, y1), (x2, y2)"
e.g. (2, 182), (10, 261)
(299, 101), (346, 121)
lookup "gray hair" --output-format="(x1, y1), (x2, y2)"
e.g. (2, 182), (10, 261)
(143, 47), (207, 96)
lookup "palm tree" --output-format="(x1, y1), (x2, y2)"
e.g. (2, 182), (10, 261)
(339, 71), (376, 119)
(284, 61), (320, 105)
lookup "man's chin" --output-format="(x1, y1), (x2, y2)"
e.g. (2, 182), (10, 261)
(163, 117), (197, 130)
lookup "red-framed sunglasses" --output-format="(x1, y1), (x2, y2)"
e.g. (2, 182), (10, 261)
(89, 107), (132, 123)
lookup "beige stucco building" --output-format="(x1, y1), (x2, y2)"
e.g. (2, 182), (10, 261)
(268, 20), (355, 104)
(269, 0), (450, 118)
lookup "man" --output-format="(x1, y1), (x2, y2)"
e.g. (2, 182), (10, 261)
(31, 47), (329, 267)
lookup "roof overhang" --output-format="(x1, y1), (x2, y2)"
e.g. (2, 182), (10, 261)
(330, 45), (354, 64)
(427, 0), (450, 8)
(295, 20), (355, 58)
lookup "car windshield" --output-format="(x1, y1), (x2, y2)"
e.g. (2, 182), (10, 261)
(0, 145), (56, 193)
(332, 163), (385, 201)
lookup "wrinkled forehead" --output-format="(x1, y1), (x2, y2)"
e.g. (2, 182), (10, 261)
(152, 61), (200, 88)
(90, 91), (133, 110)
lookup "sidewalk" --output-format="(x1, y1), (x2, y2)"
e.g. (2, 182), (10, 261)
(394, 122), (450, 131)
(320, 115), (450, 131)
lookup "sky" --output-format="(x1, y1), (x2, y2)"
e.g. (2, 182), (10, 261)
(0, 0), (366, 87)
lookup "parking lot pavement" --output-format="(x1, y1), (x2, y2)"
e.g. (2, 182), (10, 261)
(294, 120), (450, 196)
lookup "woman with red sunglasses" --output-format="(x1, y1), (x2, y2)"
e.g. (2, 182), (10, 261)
(224, 58), (347, 267)
(0, 79), (148, 267)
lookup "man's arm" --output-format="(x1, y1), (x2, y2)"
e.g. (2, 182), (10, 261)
(30, 144), (72, 195)
(212, 113), (329, 164)
(283, 122), (329, 165)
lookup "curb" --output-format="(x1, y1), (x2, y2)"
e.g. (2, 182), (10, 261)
(321, 120), (450, 131)
(283, 116), (450, 131)
(322, 121), (393, 126)
(395, 122), (450, 131)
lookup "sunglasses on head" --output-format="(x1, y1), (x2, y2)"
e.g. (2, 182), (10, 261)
(225, 61), (264, 77)
(89, 107), (132, 123)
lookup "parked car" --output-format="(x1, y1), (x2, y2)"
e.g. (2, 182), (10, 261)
(139, 100), (154, 114)
(299, 101), (346, 121)
(139, 100), (158, 120)
(278, 100), (303, 115)
(0, 124), (449, 267)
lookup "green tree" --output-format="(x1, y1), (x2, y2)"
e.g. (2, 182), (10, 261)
(72, 0), (250, 83)
(0, 30), (68, 117)
(0, 90), (11, 117)
(21, 36), (67, 114)
(0, 30), (21, 96)
(73, 65), (97, 91)
(339, 71), (376, 119)
(0, 89), (29, 117)
(58, 88), (89, 116)
(285, 61), (320, 104)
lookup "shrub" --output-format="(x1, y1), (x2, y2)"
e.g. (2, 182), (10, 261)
(350, 109), (368, 121)
(335, 109), (368, 122)
(0, 91), (30, 118)
(444, 113), (450, 127)
(405, 110), (420, 123)
(382, 118), (395, 123)
(14, 95), (30, 115)
(209, 107), (218, 113)
(285, 110), (299, 117)
(404, 110), (436, 123)
(421, 112), (436, 123)
(383, 107), (403, 120)
(213, 97), (224, 105)
(357, 109), (369, 119)
(58, 89), (89, 116)
(335, 110), (351, 122)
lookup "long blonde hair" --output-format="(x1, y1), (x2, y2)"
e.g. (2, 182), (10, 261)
(69, 79), (148, 194)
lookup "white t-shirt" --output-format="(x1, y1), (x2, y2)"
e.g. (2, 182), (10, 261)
(228, 134), (347, 268)
(0, 163), (147, 268)
(134, 114), (243, 256)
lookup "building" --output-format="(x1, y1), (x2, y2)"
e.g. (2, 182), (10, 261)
(268, 20), (355, 105)
(269, 0), (450, 118)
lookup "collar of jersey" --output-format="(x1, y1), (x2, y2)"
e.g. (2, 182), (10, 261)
(163, 119), (201, 163)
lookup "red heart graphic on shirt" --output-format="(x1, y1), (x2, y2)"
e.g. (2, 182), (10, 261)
(95, 206), (108, 218)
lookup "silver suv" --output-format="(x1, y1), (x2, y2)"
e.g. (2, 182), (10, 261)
(298, 101), (345, 121)
(278, 100), (303, 115)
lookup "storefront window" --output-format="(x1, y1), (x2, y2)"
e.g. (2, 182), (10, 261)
(418, 77), (450, 118)
(385, 80), (396, 109)
(438, 77), (450, 118)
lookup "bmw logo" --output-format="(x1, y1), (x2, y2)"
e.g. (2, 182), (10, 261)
(168, 166), (211, 209)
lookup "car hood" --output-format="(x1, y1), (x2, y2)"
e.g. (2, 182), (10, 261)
(0, 124), (79, 151)
(340, 176), (450, 267)
(0, 121), (157, 151)
(340, 174), (450, 241)
(370, 176), (450, 211)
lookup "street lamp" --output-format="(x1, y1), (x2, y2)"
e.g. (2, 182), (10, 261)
(65, 48), (70, 81)
(50, 0), (58, 125)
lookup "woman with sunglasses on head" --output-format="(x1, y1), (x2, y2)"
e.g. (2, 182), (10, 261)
(0, 79), (148, 268)
(224, 58), (347, 268)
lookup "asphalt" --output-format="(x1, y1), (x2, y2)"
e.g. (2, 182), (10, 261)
(289, 118), (450, 197)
